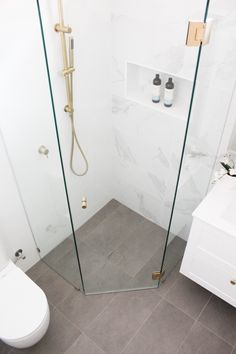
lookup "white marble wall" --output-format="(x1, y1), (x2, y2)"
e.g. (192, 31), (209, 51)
(112, 0), (236, 240)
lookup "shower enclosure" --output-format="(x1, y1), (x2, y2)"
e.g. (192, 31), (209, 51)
(1, 0), (236, 295)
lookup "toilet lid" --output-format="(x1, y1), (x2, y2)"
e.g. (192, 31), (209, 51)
(0, 262), (48, 340)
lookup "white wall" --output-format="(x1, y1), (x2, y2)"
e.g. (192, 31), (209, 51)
(111, 0), (236, 241)
(39, 0), (114, 229)
(111, 0), (206, 233)
(0, 0), (113, 269)
(0, 132), (39, 271)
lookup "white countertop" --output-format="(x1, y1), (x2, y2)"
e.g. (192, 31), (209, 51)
(193, 175), (236, 237)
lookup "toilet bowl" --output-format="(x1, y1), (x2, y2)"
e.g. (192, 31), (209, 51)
(0, 260), (50, 349)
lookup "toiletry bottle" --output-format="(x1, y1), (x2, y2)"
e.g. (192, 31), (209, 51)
(152, 74), (161, 103)
(164, 77), (174, 107)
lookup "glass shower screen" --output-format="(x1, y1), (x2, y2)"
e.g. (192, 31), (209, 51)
(35, 0), (210, 294)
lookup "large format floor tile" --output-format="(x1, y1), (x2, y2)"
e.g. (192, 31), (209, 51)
(81, 204), (144, 258)
(57, 289), (114, 330)
(85, 290), (161, 354)
(26, 260), (50, 282)
(12, 307), (81, 354)
(65, 334), (105, 354)
(122, 299), (194, 354)
(39, 199), (185, 293)
(177, 321), (232, 354)
(76, 199), (120, 242)
(0, 340), (12, 354)
(165, 276), (211, 318)
(35, 267), (75, 307)
(199, 296), (236, 346)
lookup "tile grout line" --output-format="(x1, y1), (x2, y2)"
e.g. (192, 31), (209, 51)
(82, 292), (119, 333)
(63, 331), (106, 354)
(120, 296), (164, 354)
(53, 304), (106, 354)
(196, 321), (235, 349)
(174, 294), (213, 354)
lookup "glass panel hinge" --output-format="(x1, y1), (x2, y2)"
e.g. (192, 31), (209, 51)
(152, 270), (165, 281)
(186, 20), (213, 47)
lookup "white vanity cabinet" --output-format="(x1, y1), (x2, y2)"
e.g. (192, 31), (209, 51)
(180, 175), (236, 307)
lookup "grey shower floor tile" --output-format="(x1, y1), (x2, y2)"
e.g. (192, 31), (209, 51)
(80, 203), (144, 258)
(76, 199), (120, 242)
(110, 218), (166, 277)
(37, 199), (185, 294)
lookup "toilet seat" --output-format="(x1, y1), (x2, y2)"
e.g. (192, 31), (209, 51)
(0, 261), (49, 348)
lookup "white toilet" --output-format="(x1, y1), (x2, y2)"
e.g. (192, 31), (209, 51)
(0, 247), (50, 349)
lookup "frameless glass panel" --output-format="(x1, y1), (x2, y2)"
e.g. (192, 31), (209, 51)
(0, 1), (83, 290)
(161, 0), (236, 281)
(37, 0), (209, 294)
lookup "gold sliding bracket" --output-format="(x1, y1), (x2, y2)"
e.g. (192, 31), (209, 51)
(64, 105), (74, 113)
(54, 23), (72, 33)
(186, 21), (206, 47)
(62, 67), (75, 76)
(152, 270), (165, 281)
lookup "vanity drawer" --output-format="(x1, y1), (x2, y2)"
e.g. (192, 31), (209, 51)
(193, 218), (236, 267)
(189, 247), (236, 306)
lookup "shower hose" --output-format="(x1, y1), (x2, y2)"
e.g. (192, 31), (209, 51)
(69, 113), (89, 177)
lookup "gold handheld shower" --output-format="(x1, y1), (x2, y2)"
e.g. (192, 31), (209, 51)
(55, 0), (88, 176)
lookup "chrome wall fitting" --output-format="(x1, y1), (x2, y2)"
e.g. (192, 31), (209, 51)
(38, 145), (49, 157)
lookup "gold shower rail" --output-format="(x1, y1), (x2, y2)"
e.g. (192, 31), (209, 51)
(55, 0), (88, 176)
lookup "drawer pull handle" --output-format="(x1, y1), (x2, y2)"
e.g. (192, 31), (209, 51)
(230, 280), (236, 285)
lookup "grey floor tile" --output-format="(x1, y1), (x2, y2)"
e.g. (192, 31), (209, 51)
(35, 267), (74, 306)
(162, 237), (186, 275)
(84, 260), (133, 293)
(112, 219), (165, 277)
(85, 289), (161, 354)
(82, 204), (144, 258)
(199, 296), (236, 346)
(165, 276), (211, 318)
(0, 340), (12, 354)
(43, 238), (74, 269)
(57, 289), (114, 330)
(177, 321), (232, 354)
(52, 249), (81, 289)
(77, 241), (107, 278)
(76, 199), (120, 242)
(26, 260), (50, 282)
(12, 307), (81, 354)
(65, 334), (105, 354)
(157, 260), (183, 297)
(122, 299), (194, 354)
